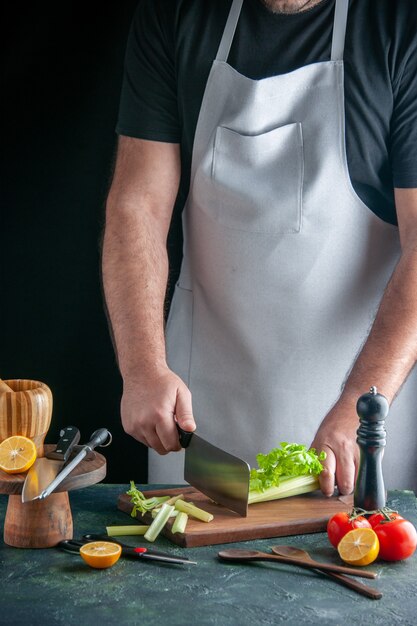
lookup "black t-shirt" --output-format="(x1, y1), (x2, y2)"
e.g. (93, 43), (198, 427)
(116, 0), (417, 225)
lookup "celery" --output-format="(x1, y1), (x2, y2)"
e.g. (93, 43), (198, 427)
(165, 493), (185, 506)
(106, 525), (149, 536)
(144, 504), (174, 542)
(151, 507), (179, 519)
(248, 442), (325, 504)
(171, 511), (188, 534)
(248, 475), (320, 504)
(175, 499), (214, 522)
(127, 481), (170, 517)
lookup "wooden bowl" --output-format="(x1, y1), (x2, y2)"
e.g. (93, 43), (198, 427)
(0, 379), (53, 457)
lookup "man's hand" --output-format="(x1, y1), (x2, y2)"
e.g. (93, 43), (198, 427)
(102, 137), (186, 454)
(121, 367), (196, 455)
(312, 189), (417, 498)
(310, 397), (359, 497)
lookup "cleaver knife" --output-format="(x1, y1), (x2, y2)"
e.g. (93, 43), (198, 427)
(22, 425), (80, 503)
(177, 426), (250, 517)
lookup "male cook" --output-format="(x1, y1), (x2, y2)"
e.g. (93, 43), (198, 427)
(102, 0), (417, 495)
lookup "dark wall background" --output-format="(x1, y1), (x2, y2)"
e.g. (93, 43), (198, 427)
(1, 1), (149, 483)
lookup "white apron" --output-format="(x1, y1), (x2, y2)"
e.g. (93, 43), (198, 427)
(150, 0), (417, 492)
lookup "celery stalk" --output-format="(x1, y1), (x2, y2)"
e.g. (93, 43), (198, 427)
(165, 493), (185, 506)
(106, 525), (149, 536)
(171, 511), (188, 534)
(175, 499), (214, 522)
(151, 508), (179, 519)
(248, 442), (325, 504)
(144, 504), (174, 542)
(248, 475), (319, 505)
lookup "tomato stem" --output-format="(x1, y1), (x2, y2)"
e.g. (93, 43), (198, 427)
(351, 505), (398, 520)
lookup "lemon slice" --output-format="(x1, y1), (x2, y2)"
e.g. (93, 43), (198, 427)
(80, 541), (122, 569)
(0, 436), (37, 474)
(337, 527), (379, 566)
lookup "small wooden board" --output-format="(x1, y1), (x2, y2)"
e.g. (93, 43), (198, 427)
(0, 445), (106, 496)
(0, 445), (107, 548)
(117, 487), (353, 547)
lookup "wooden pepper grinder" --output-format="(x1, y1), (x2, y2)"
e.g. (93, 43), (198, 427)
(354, 386), (389, 511)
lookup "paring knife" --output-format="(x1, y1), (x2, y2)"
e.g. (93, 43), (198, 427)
(22, 428), (111, 501)
(177, 425), (250, 517)
(22, 425), (81, 503)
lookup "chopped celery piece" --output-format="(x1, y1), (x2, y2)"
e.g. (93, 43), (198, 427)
(151, 508), (179, 519)
(165, 493), (185, 506)
(144, 504), (174, 542)
(171, 511), (188, 534)
(175, 499), (214, 522)
(106, 525), (149, 536)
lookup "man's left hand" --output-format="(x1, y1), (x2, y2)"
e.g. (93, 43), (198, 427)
(310, 397), (359, 497)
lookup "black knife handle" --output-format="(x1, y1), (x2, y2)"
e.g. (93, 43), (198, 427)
(86, 428), (112, 451)
(46, 426), (81, 461)
(176, 423), (194, 449)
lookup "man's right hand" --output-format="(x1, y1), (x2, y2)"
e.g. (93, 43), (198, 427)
(102, 137), (185, 455)
(121, 368), (196, 455)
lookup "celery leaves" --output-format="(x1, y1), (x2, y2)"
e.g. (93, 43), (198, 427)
(249, 442), (326, 494)
(127, 481), (170, 517)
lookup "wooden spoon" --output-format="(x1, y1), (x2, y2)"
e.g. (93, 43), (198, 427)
(271, 545), (382, 600)
(217, 548), (377, 579)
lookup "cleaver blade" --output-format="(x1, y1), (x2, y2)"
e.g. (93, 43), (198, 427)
(21, 426), (80, 503)
(178, 427), (250, 517)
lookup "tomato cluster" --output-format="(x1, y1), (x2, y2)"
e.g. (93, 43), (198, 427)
(327, 511), (371, 548)
(327, 508), (417, 562)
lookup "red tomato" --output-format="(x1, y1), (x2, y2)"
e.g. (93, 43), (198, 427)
(370, 517), (417, 561)
(327, 512), (372, 548)
(368, 511), (403, 527)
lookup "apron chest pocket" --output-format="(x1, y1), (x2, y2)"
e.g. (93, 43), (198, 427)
(201, 122), (304, 234)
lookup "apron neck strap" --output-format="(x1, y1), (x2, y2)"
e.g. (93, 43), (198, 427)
(331, 0), (349, 61)
(216, 0), (244, 62)
(216, 0), (349, 64)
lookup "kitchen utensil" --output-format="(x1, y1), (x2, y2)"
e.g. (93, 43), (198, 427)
(1, 444), (106, 548)
(58, 536), (196, 565)
(0, 379), (53, 456)
(177, 425), (250, 516)
(22, 425), (81, 503)
(217, 548), (377, 579)
(84, 533), (196, 564)
(354, 386), (389, 511)
(271, 545), (382, 599)
(24, 428), (111, 501)
(118, 486), (354, 548)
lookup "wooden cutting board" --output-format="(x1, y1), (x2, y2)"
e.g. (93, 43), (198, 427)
(117, 487), (353, 547)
